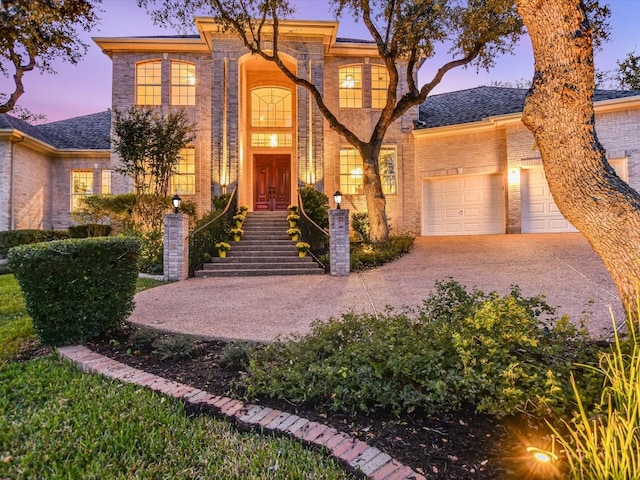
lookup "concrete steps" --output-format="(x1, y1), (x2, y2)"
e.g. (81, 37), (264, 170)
(194, 211), (324, 277)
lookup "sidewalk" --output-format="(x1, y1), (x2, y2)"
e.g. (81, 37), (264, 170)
(129, 234), (623, 342)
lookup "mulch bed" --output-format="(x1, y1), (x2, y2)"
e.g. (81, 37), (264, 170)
(85, 323), (563, 480)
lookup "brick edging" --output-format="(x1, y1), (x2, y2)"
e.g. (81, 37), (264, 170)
(57, 345), (425, 480)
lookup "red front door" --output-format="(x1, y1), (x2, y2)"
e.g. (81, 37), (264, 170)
(254, 154), (291, 211)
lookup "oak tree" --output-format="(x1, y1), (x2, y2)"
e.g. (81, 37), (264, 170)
(516, 0), (640, 313)
(0, 0), (100, 114)
(139, 0), (523, 242)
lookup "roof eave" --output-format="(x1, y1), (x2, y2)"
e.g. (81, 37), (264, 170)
(93, 36), (210, 57)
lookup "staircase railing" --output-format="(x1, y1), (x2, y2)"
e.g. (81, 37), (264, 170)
(297, 192), (329, 272)
(188, 187), (237, 276)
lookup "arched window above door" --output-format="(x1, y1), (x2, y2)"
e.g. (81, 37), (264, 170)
(251, 87), (292, 128)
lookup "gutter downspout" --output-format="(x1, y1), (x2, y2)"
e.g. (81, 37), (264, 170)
(9, 136), (25, 230)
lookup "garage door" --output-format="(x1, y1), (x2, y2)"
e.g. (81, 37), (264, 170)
(521, 159), (627, 233)
(422, 174), (506, 235)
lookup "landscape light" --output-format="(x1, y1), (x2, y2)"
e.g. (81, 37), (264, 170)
(333, 191), (342, 209)
(172, 193), (182, 214)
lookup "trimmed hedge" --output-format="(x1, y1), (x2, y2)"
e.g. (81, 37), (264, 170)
(67, 224), (112, 238)
(0, 229), (69, 258)
(7, 237), (140, 346)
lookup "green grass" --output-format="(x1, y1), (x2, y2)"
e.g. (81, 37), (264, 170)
(0, 273), (351, 479)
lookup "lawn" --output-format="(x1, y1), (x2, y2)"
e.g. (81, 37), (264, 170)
(0, 274), (352, 479)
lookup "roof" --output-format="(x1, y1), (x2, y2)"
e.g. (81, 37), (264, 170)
(418, 86), (640, 128)
(0, 110), (111, 150)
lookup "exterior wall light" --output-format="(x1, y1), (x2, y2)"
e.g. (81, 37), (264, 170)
(333, 190), (342, 209)
(172, 193), (182, 214)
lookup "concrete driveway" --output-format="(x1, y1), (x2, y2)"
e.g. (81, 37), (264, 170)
(129, 233), (623, 342)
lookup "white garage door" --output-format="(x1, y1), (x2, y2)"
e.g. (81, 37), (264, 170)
(422, 174), (506, 236)
(521, 159), (627, 233)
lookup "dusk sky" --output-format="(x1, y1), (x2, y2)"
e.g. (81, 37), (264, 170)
(3, 0), (640, 123)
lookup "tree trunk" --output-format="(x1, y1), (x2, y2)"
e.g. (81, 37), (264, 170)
(362, 156), (390, 243)
(516, 0), (640, 315)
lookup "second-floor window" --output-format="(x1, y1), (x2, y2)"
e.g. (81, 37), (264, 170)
(339, 65), (362, 108)
(171, 61), (196, 106)
(371, 65), (389, 109)
(251, 87), (292, 127)
(136, 60), (161, 106)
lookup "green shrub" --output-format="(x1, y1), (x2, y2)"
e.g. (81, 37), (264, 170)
(349, 234), (414, 271)
(351, 212), (370, 242)
(7, 237), (140, 346)
(246, 280), (601, 418)
(0, 229), (69, 258)
(152, 334), (196, 361)
(129, 328), (159, 352)
(220, 341), (255, 371)
(212, 193), (232, 212)
(299, 186), (329, 230)
(136, 230), (164, 275)
(67, 224), (112, 238)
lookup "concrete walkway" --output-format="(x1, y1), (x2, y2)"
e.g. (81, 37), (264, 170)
(129, 233), (623, 342)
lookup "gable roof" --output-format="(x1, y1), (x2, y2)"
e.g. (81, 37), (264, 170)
(418, 86), (640, 128)
(0, 110), (111, 150)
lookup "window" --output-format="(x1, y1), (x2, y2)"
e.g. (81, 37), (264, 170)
(171, 147), (195, 195)
(101, 170), (112, 194)
(71, 171), (94, 211)
(251, 133), (293, 147)
(339, 65), (362, 108)
(371, 65), (389, 109)
(339, 146), (397, 195)
(136, 60), (161, 106)
(171, 61), (196, 106)
(251, 87), (292, 127)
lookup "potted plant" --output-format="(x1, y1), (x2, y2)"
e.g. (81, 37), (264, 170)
(215, 242), (231, 258)
(233, 213), (246, 228)
(230, 227), (243, 242)
(296, 241), (311, 257)
(287, 213), (300, 227)
(287, 227), (301, 241)
(238, 205), (249, 214)
(287, 204), (299, 213)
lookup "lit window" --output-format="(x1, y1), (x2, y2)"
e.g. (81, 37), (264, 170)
(251, 87), (292, 127)
(251, 133), (293, 147)
(371, 65), (389, 109)
(171, 147), (196, 195)
(339, 65), (362, 108)
(171, 61), (196, 106)
(71, 171), (94, 211)
(136, 60), (162, 106)
(339, 146), (397, 195)
(101, 170), (112, 194)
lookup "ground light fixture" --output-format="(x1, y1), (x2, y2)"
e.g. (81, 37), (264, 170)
(526, 446), (558, 463)
(172, 193), (182, 214)
(333, 190), (342, 209)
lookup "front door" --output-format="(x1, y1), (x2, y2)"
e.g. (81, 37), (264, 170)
(254, 154), (291, 211)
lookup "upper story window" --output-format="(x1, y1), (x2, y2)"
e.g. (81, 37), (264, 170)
(371, 65), (389, 109)
(339, 65), (362, 108)
(251, 87), (292, 128)
(171, 61), (196, 106)
(136, 60), (162, 106)
(339, 146), (397, 195)
(171, 147), (196, 195)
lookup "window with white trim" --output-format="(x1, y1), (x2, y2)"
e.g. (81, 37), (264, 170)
(171, 147), (196, 195)
(71, 171), (94, 211)
(339, 65), (362, 108)
(371, 65), (389, 109)
(171, 61), (196, 106)
(136, 60), (161, 106)
(339, 146), (397, 195)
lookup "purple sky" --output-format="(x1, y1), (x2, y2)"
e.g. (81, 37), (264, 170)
(3, 0), (639, 122)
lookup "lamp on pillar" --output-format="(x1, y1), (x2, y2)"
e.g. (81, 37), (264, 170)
(333, 190), (342, 209)
(171, 193), (182, 214)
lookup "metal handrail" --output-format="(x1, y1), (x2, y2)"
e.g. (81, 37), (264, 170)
(297, 192), (329, 272)
(188, 186), (237, 275)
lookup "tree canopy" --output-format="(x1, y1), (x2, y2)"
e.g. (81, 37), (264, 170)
(139, 0), (524, 242)
(0, 0), (100, 114)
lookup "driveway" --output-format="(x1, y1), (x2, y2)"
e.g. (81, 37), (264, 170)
(129, 233), (623, 342)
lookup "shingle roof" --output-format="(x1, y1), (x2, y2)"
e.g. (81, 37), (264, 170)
(418, 86), (640, 128)
(0, 110), (111, 150)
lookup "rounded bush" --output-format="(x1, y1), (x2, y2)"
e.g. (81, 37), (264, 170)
(7, 237), (140, 346)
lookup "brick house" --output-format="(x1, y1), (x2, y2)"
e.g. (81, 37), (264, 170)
(1, 18), (639, 235)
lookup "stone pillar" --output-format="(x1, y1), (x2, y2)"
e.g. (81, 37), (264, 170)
(163, 213), (189, 282)
(329, 209), (350, 276)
